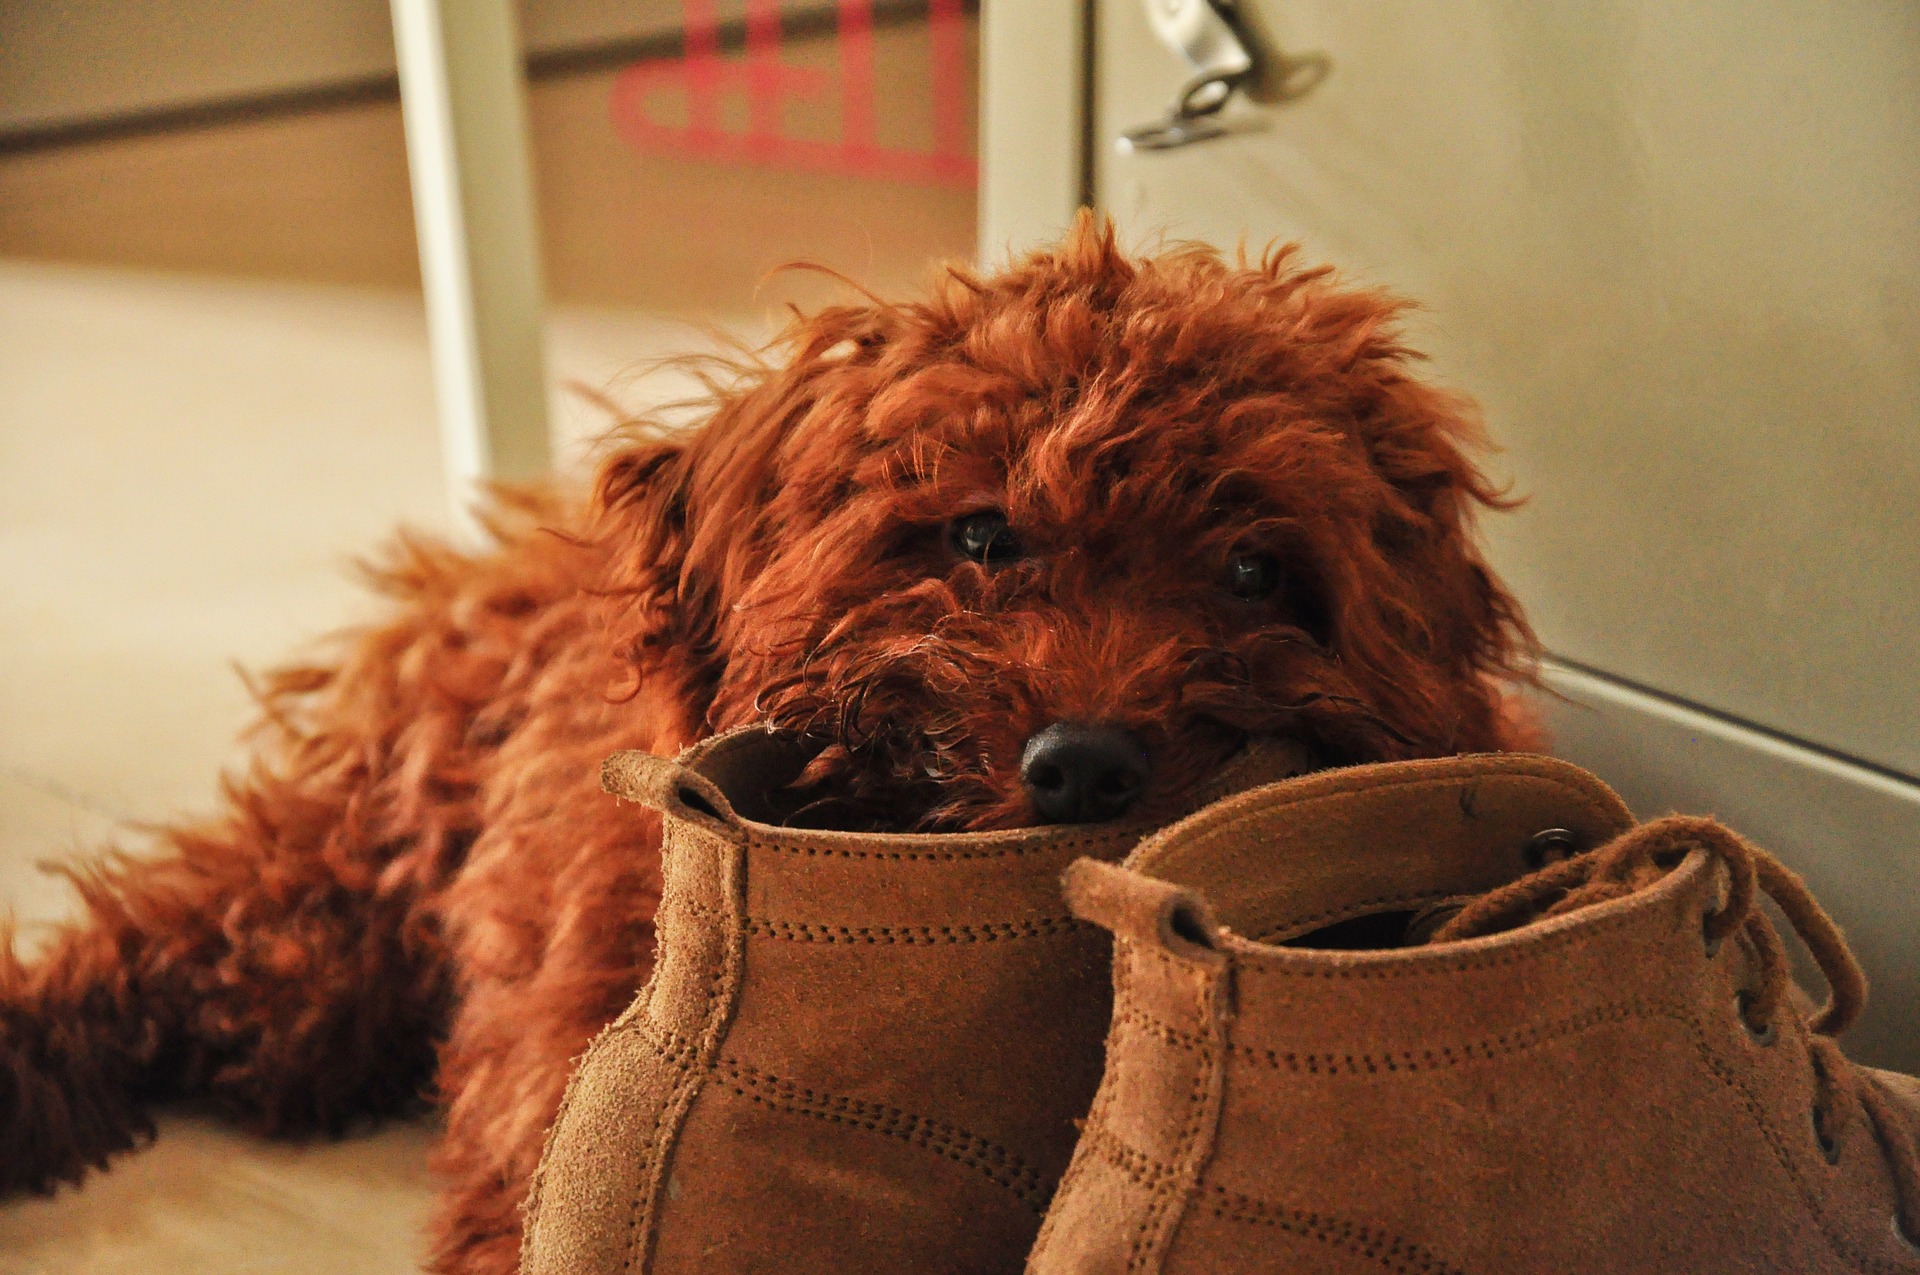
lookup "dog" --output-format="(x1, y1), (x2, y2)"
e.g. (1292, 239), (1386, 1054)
(0, 216), (1535, 1273)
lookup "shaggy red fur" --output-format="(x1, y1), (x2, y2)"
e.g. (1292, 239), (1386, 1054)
(0, 217), (1535, 1271)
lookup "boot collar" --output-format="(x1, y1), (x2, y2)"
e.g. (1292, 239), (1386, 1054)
(602, 723), (1316, 858)
(1124, 752), (1634, 943)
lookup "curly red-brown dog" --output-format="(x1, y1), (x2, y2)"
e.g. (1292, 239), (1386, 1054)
(0, 217), (1536, 1273)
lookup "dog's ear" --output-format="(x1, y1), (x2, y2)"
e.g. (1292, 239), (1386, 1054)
(1338, 370), (1538, 750)
(584, 321), (869, 705)
(586, 434), (716, 702)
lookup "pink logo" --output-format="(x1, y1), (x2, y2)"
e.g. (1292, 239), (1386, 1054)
(610, 0), (976, 189)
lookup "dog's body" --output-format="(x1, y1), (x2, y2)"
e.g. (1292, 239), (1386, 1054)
(0, 222), (1534, 1272)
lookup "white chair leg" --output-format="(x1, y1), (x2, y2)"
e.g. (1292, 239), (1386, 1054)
(391, 0), (551, 542)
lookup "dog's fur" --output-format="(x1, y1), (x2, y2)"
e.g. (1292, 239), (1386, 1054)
(0, 219), (1534, 1272)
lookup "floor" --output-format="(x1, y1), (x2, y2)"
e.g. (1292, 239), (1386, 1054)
(0, 258), (763, 1273)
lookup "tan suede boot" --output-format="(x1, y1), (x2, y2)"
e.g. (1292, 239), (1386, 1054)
(519, 726), (1307, 1275)
(1032, 754), (1920, 1275)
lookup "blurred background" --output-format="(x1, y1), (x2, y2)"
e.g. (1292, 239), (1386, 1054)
(1, 2), (1915, 1271)
(1, 0), (976, 920)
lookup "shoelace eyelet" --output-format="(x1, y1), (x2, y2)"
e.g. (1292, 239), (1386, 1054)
(1735, 991), (1777, 1046)
(1812, 1105), (1842, 1165)
(1702, 911), (1724, 959)
(1522, 828), (1581, 870)
(1496, 815), (1916, 1249)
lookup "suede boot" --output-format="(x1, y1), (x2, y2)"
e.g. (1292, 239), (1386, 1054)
(519, 725), (1307, 1275)
(1032, 753), (1920, 1275)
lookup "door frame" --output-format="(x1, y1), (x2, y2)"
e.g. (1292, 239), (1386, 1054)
(977, 0), (1091, 264)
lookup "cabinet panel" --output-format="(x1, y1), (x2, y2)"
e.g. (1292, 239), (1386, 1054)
(1097, 0), (1920, 776)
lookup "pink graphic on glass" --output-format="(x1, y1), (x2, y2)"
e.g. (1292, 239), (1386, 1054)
(610, 0), (975, 188)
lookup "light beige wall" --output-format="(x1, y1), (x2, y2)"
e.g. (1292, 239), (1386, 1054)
(0, 0), (793, 136)
(2, 1), (394, 133)
(0, 20), (977, 309)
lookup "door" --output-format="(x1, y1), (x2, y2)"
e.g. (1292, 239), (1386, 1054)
(1050, 1), (1920, 1067)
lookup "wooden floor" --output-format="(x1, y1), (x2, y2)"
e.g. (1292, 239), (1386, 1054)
(0, 258), (764, 1275)
(0, 19), (974, 1272)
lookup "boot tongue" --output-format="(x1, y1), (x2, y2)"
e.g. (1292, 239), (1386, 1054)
(1127, 753), (1635, 948)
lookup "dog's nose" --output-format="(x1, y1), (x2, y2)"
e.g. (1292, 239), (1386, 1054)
(1020, 723), (1151, 824)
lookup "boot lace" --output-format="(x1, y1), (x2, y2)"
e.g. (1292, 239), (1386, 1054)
(1434, 815), (1920, 1248)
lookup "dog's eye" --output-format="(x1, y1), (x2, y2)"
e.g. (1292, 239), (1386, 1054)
(949, 512), (1022, 564)
(1226, 552), (1280, 601)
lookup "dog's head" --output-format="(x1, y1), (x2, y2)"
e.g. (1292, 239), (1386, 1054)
(587, 217), (1535, 830)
